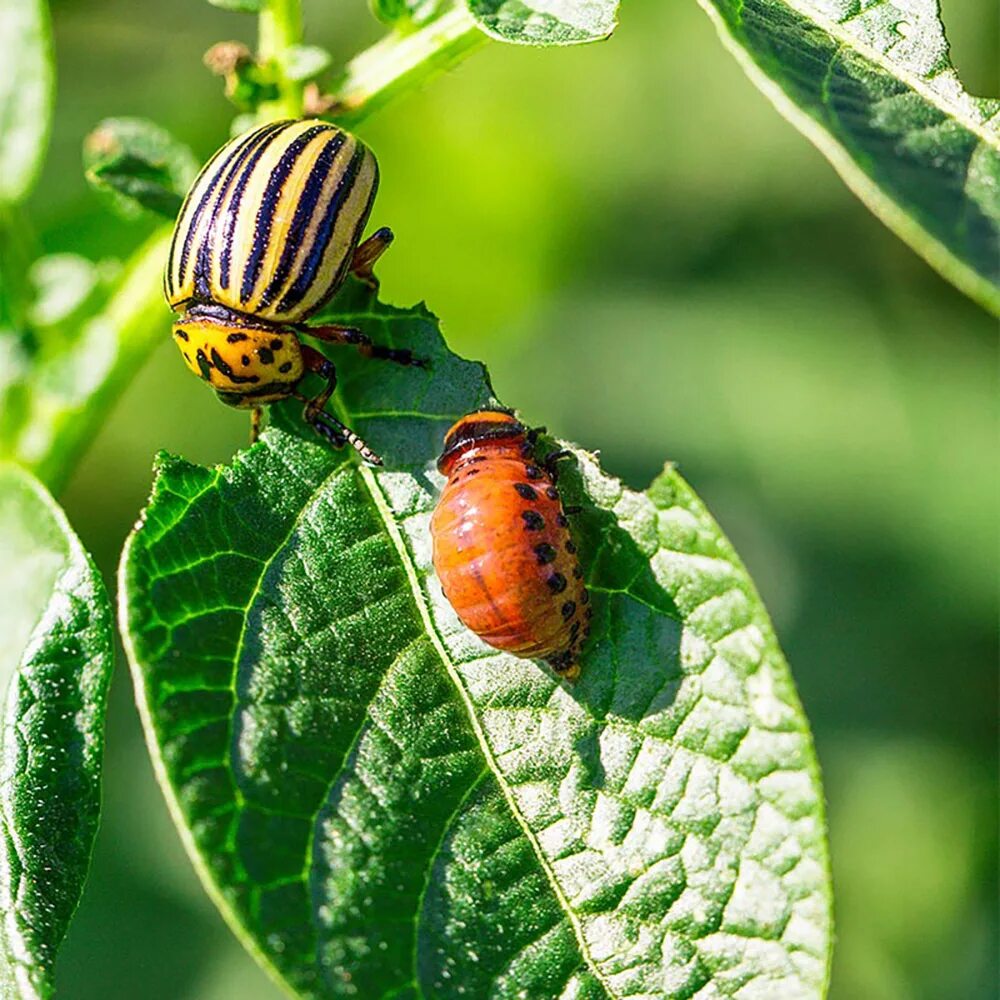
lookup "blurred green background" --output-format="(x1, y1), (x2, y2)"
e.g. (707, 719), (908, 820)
(30, 0), (998, 996)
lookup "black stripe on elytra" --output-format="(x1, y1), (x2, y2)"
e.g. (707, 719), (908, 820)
(258, 130), (346, 309)
(324, 160), (379, 298)
(167, 130), (256, 298)
(179, 122), (283, 301)
(239, 124), (332, 304)
(275, 143), (365, 316)
(217, 121), (308, 294)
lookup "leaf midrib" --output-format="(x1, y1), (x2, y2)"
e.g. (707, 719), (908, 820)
(358, 463), (617, 1000)
(761, 0), (999, 147)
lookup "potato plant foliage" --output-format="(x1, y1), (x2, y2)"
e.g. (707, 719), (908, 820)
(4, 0), (996, 990)
(120, 282), (832, 998)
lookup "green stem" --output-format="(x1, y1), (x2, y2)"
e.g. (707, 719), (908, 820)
(331, 5), (487, 127)
(258, 0), (304, 120)
(25, 230), (171, 493)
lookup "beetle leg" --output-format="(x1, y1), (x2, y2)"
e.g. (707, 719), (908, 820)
(350, 227), (394, 288)
(307, 323), (425, 368)
(249, 406), (263, 444)
(543, 448), (573, 481)
(296, 346), (383, 465)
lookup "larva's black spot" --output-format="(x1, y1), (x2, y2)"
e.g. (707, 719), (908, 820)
(565, 540), (577, 554)
(547, 572), (567, 594)
(242, 355), (251, 366)
(583, 626), (591, 639)
(226, 332), (248, 343)
(546, 487), (559, 500)
(270, 339), (283, 351)
(279, 361), (293, 373)
(514, 483), (537, 501)
(581, 591), (590, 604)
(573, 565), (583, 579)
(556, 513), (569, 527)
(534, 543), (557, 565)
(524, 465), (542, 480)
(258, 347), (275, 365)
(570, 620), (581, 639)
(561, 600), (576, 620)
(522, 511), (545, 531)
(175, 329), (189, 341)
(585, 606), (594, 619)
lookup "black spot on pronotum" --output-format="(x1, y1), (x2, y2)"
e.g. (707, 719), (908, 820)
(196, 349), (212, 381)
(270, 339), (283, 351)
(524, 465), (542, 480)
(258, 347), (275, 365)
(522, 511), (545, 531)
(534, 543), (557, 565)
(561, 600), (576, 620)
(547, 572), (567, 594)
(279, 361), (293, 373)
(175, 328), (189, 341)
(514, 483), (537, 501)
(227, 332), (248, 343)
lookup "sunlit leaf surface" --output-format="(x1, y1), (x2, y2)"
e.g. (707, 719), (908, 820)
(465, 0), (619, 45)
(121, 281), (831, 998)
(697, 0), (1000, 313)
(0, 0), (53, 205)
(0, 464), (113, 999)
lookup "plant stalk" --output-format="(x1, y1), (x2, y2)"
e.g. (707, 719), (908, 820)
(331, 5), (486, 127)
(258, 0), (305, 119)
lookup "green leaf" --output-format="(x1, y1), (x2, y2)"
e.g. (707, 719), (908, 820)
(207, 0), (265, 11)
(121, 281), (832, 998)
(28, 254), (107, 330)
(465, 0), (619, 45)
(369, 0), (452, 28)
(696, 0), (1000, 314)
(0, 230), (171, 492)
(83, 118), (199, 221)
(0, 463), (114, 1000)
(0, 0), (54, 205)
(284, 45), (334, 83)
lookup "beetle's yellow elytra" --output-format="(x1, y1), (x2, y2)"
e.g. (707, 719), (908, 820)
(165, 119), (378, 324)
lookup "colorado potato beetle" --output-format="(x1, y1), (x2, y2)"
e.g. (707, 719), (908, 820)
(165, 118), (421, 463)
(431, 409), (591, 681)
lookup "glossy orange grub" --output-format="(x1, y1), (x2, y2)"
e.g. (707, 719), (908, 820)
(431, 409), (591, 680)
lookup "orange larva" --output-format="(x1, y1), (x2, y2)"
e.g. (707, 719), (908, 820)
(430, 408), (591, 681)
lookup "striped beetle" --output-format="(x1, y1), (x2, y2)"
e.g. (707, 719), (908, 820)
(165, 118), (422, 464)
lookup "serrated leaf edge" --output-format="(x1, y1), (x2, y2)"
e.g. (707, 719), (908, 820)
(118, 491), (302, 1000)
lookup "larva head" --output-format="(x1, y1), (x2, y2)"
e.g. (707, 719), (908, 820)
(437, 408), (527, 475)
(172, 305), (304, 409)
